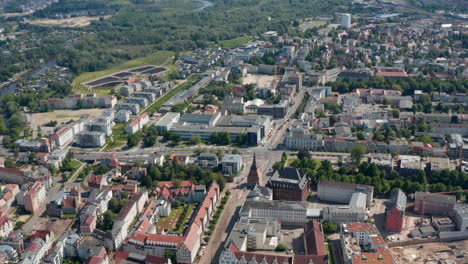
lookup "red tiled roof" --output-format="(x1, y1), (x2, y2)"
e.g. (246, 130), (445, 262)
(53, 127), (71, 138)
(343, 222), (379, 234)
(233, 251), (292, 263)
(85, 256), (104, 264)
(182, 222), (200, 251)
(351, 247), (395, 264)
(146, 255), (170, 264)
(83, 215), (95, 226)
(0, 167), (24, 176)
(293, 254), (328, 264)
(63, 197), (76, 209)
(304, 220), (326, 256)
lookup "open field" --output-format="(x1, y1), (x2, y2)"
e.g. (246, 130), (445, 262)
(29, 16), (111, 27)
(391, 240), (468, 264)
(219, 36), (254, 49)
(242, 74), (277, 88)
(29, 109), (105, 133)
(30, 109), (104, 138)
(72, 50), (174, 92)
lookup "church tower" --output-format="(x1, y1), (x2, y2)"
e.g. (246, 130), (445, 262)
(247, 153), (263, 187)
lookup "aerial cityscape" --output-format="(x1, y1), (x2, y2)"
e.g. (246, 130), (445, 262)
(0, 0), (467, 263)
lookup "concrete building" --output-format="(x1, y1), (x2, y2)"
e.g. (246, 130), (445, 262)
(240, 199), (308, 225)
(267, 168), (309, 201)
(285, 127), (323, 150)
(220, 97), (245, 114)
(414, 192), (456, 216)
(385, 189), (406, 232)
(221, 154), (243, 175)
(451, 203), (468, 231)
(317, 180), (373, 207)
(85, 122), (112, 137)
(226, 217), (281, 251)
(155, 112), (181, 131)
(24, 182), (46, 214)
(341, 13), (351, 28)
(124, 97), (149, 108)
(196, 153), (219, 169)
(115, 110), (131, 123)
(115, 103), (140, 115)
(76, 131), (106, 148)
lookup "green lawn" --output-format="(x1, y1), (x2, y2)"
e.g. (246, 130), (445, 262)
(155, 205), (194, 233)
(103, 123), (127, 151)
(72, 50), (175, 92)
(219, 36), (253, 49)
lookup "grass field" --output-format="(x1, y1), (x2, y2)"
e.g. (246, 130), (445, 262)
(155, 205), (194, 233)
(72, 50), (175, 92)
(103, 123), (127, 151)
(219, 36), (253, 49)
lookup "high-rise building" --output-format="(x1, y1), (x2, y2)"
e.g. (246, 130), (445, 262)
(341, 13), (351, 28)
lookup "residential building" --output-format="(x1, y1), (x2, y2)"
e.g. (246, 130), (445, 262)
(52, 127), (74, 147)
(24, 182), (46, 214)
(221, 154), (243, 175)
(267, 168), (309, 201)
(124, 97), (149, 108)
(430, 123), (468, 136)
(385, 189), (406, 232)
(196, 153), (219, 169)
(115, 110), (131, 123)
(285, 127), (323, 150)
(317, 180), (373, 207)
(115, 103), (140, 115)
(125, 113), (150, 134)
(14, 138), (52, 153)
(76, 131), (106, 148)
(340, 223), (396, 264)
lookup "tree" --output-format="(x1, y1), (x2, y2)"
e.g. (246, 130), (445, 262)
(189, 135), (201, 145)
(143, 135), (157, 147)
(322, 221), (338, 233)
(392, 109), (400, 118)
(142, 175), (154, 190)
(382, 97), (390, 105)
(356, 131), (365, 140)
(351, 144), (367, 165)
(272, 162), (283, 171)
(93, 164), (111, 175)
(4, 158), (16, 168)
(275, 243), (288, 252)
(297, 150), (311, 160)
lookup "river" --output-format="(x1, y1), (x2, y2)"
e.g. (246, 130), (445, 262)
(193, 0), (214, 12)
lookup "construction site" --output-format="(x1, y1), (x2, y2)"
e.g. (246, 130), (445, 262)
(390, 240), (467, 264)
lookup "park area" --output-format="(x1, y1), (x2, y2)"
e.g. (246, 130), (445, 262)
(155, 204), (195, 234)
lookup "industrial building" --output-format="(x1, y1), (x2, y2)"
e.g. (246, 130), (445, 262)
(317, 180), (374, 207)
